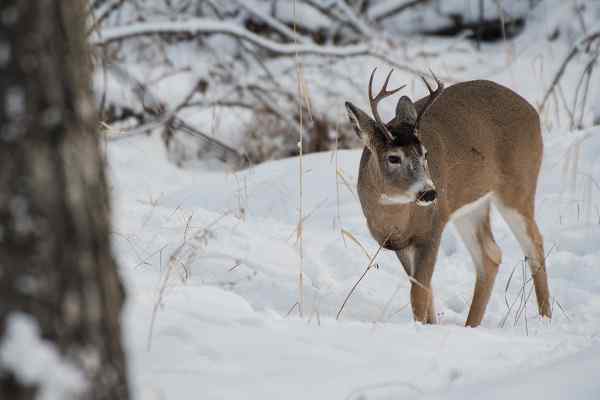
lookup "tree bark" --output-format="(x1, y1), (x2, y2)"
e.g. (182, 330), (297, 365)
(0, 1), (129, 399)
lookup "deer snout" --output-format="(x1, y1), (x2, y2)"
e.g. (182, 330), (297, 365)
(418, 190), (436, 202)
(416, 188), (437, 206)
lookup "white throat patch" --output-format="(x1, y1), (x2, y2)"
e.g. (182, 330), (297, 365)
(379, 193), (414, 205)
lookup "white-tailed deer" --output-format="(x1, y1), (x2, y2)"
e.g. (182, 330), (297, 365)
(345, 69), (551, 327)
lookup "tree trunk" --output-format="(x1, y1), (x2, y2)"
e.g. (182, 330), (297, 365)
(0, 1), (129, 399)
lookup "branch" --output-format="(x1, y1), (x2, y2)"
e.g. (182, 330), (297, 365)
(233, 0), (310, 44)
(104, 64), (245, 168)
(87, 0), (126, 36)
(368, 0), (431, 23)
(334, 0), (374, 37)
(540, 28), (600, 111)
(303, 0), (349, 28)
(93, 18), (425, 76)
(93, 18), (372, 57)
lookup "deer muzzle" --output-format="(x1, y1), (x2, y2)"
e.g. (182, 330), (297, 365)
(416, 189), (437, 206)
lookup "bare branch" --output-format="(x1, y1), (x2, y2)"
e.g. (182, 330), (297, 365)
(93, 18), (426, 76)
(93, 18), (372, 57)
(233, 0), (310, 44)
(87, 0), (126, 36)
(334, 0), (374, 37)
(369, 0), (432, 23)
(540, 28), (600, 111)
(104, 64), (245, 168)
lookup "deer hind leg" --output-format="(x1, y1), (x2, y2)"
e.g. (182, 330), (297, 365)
(493, 197), (552, 319)
(453, 197), (502, 327)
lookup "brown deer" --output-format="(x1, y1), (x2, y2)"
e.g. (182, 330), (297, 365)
(345, 69), (552, 327)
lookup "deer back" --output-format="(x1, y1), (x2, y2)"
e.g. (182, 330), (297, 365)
(413, 79), (542, 220)
(355, 79), (542, 249)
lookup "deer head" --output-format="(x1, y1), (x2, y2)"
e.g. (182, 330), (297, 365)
(345, 68), (444, 207)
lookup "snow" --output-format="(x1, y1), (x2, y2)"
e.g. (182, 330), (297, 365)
(95, 18), (371, 57)
(87, 2), (600, 398)
(109, 122), (600, 399)
(95, 1), (600, 155)
(0, 313), (86, 400)
(274, 1), (332, 31)
(236, 0), (310, 44)
(420, 343), (600, 400)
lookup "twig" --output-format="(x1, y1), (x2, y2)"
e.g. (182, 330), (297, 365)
(228, 260), (242, 272)
(133, 243), (169, 269)
(499, 244), (557, 329)
(334, 0), (374, 38)
(336, 232), (393, 320)
(540, 29), (600, 111)
(87, 0), (126, 36)
(147, 213), (194, 351)
(336, 169), (359, 201)
(369, 0), (431, 23)
(233, 0), (310, 44)
(284, 302), (299, 318)
(104, 64), (245, 167)
(93, 18), (426, 76)
(146, 211), (230, 350)
(340, 229), (372, 260)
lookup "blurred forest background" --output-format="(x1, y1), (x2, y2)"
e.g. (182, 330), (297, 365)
(91, 0), (600, 169)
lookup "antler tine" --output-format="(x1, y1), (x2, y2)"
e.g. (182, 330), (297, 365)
(416, 70), (445, 129)
(368, 68), (406, 141)
(431, 69), (443, 87)
(420, 76), (434, 94)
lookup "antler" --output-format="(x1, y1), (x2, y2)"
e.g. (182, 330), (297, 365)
(415, 71), (444, 129)
(368, 68), (405, 141)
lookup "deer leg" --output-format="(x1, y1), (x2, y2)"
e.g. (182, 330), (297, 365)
(494, 201), (552, 319)
(454, 199), (502, 327)
(397, 237), (441, 324)
(525, 221), (552, 318)
(410, 283), (435, 324)
(426, 292), (436, 324)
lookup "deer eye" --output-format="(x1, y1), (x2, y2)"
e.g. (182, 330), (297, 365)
(387, 155), (402, 164)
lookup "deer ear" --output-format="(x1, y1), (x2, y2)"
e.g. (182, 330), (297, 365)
(345, 101), (378, 150)
(395, 96), (417, 125)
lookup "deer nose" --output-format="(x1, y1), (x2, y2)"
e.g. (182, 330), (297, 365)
(418, 190), (437, 203)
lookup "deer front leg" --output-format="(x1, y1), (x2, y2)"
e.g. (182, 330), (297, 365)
(396, 237), (441, 324)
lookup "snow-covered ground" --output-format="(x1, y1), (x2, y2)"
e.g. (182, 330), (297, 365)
(109, 121), (600, 399)
(97, 2), (600, 398)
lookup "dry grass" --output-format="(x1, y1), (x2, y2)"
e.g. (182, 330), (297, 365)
(146, 211), (230, 350)
(336, 231), (393, 320)
(498, 244), (570, 334)
(340, 229), (372, 261)
(293, 0), (305, 318)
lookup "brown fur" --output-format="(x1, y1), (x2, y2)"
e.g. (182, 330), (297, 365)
(352, 79), (551, 327)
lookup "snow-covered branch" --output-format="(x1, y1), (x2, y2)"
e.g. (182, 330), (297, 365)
(368, 0), (431, 22)
(334, 0), (374, 37)
(233, 0), (310, 44)
(94, 18), (371, 57)
(541, 28), (600, 110)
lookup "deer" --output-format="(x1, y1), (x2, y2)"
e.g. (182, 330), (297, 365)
(345, 69), (552, 327)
